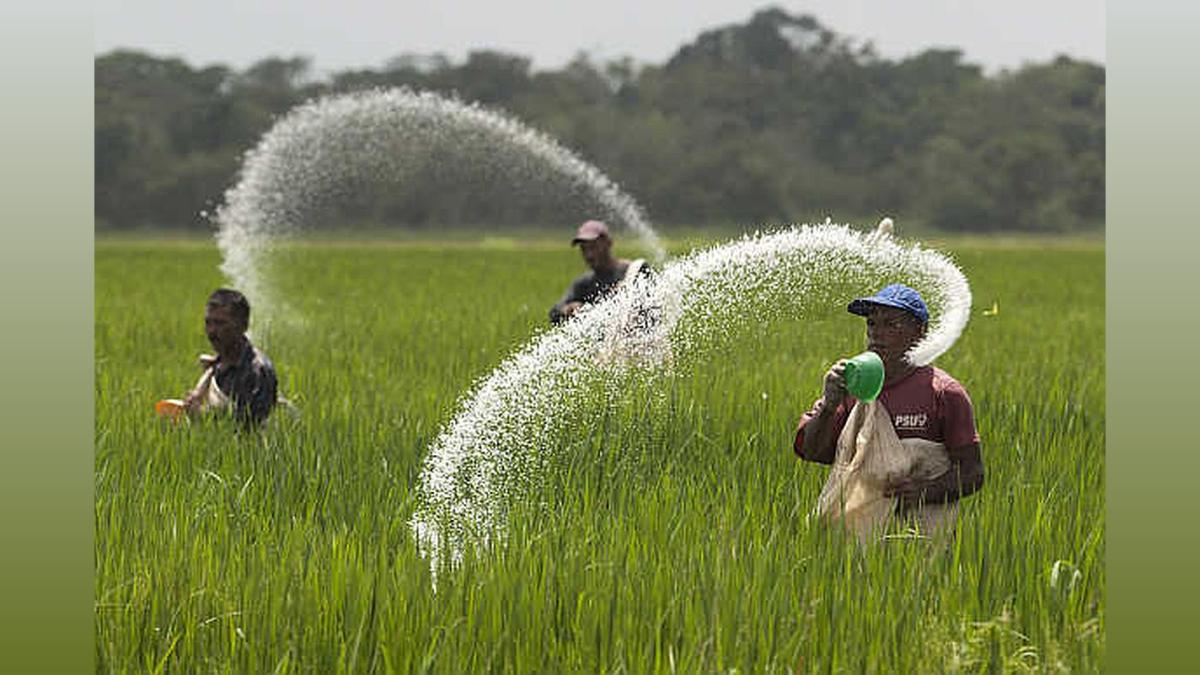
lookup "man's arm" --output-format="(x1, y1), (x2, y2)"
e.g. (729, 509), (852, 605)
(549, 276), (589, 324)
(182, 366), (216, 413)
(226, 357), (278, 427)
(244, 365), (278, 425)
(794, 360), (849, 464)
(886, 442), (985, 509)
(888, 378), (984, 508)
(549, 300), (584, 324)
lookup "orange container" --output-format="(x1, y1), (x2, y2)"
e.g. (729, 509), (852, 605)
(155, 398), (187, 421)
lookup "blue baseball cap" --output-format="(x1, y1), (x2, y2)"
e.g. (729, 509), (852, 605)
(847, 284), (930, 324)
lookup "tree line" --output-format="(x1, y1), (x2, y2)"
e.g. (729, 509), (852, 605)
(95, 7), (1104, 233)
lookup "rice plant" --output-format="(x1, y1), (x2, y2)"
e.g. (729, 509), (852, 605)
(95, 237), (1103, 673)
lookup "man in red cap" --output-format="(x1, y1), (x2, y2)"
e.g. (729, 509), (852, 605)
(549, 220), (652, 324)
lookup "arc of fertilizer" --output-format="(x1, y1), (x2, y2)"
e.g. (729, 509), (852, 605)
(410, 220), (972, 577)
(213, 87), (665, 329)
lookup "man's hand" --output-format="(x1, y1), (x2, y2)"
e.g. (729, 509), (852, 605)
(822, 359), (848, 406)
(561, 301), (584, 318)
(182, 388), (205, 413)
(796, 360), (850, 464)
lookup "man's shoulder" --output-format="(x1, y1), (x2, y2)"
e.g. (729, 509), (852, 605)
(248, 344), (277, 375)
(614, 259), (654, 283)
(571, 270), (598, 287)
(628, 258), (654, 276)
(928, 365), (963, 385)
(928, 366), (971, 398)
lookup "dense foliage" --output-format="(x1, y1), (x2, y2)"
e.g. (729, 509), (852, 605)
(95, 7), (1104, 233)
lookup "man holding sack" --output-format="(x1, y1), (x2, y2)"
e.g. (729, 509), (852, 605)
(793, 284), (984, 541)
(157, 288), (279, 427)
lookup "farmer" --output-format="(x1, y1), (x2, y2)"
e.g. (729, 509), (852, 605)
(549, 220), (652, 324)
(793, 284), (984, 517)
(180, 288), (278, 426)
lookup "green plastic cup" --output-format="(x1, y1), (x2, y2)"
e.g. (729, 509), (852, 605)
(843, 351), (885, 401)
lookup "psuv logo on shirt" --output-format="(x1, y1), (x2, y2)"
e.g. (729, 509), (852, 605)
(893, 412), (928, 432)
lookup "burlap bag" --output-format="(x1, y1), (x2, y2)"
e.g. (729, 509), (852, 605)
(815, 399), (957, 543)
(192, 364), (231, 412)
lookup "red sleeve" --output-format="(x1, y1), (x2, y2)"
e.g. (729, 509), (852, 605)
(793, 397), (849, 463)
(940, 381), (980, 450)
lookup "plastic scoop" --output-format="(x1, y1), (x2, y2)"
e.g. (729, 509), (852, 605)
(843, 351), (885, 402)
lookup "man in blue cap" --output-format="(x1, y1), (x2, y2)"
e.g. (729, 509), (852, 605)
(793, 283), (984, 518)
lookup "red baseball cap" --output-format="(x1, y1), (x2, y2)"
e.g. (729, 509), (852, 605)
(571, 220), (611, 244)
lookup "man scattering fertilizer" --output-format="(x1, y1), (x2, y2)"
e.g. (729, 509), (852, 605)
(549, 220), (653, 324)
(158, 288), (278, 426)
(793, 284), (984, 541)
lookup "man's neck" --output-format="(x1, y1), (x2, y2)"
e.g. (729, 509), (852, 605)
(883, 360), (919, 386)
(218, 336), (249, 368)
(592, 257), (624, 275)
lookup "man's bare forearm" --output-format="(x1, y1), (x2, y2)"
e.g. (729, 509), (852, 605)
(796, 361), (848, 464)
(799, 405), (840, 464)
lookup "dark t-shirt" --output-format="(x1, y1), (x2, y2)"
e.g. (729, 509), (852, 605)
(213, 339), (278, 425)
(549, 260), (652, 324)
(793, 365), (979, 464)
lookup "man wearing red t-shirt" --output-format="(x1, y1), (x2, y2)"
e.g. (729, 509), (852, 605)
(794, 284), (984, 514)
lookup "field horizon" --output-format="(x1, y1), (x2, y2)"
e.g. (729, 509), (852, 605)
(95, 221), (1106, 248)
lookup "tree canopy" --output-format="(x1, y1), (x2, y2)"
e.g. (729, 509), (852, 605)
(95, 8), (1104, 233)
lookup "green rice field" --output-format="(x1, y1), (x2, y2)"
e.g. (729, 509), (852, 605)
(95, 235), (1104, 672)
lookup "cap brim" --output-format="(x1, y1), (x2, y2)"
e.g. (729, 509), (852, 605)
(847, 297), (928, 322)
(571, 235), (603, 244)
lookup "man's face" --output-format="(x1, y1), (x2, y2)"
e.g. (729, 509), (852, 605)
(578, 237), (612, 271)
(865, 306), (926, 367)
(205, 304), (244, 353)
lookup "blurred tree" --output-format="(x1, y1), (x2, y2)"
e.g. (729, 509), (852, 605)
(93, 8), (1104, 233)
(440, 50), (533, 104)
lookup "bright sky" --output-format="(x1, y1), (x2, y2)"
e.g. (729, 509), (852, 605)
(94, 1), (1105, 75)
